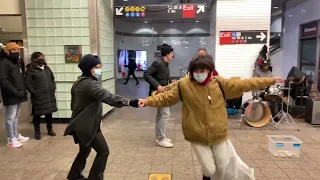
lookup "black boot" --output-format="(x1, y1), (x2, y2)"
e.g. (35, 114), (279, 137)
(46, 114), (56, 136)
(33, 116), (42, 140)
(35, 131), (41, 140)
(47, 128), (56, 136)
(203, 175), (211, 180)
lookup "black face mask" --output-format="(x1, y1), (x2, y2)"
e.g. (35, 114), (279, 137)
(34, 59), (46, 65)
(7, 52), (20, 62)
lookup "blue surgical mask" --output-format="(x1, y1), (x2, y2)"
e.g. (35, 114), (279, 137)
(93, 69), (102, 78)
(193, 72), (208, 83)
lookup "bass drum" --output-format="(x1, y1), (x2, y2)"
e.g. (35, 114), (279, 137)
(243, 100), (271, 127)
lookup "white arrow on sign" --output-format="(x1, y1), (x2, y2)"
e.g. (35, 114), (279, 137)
(256, 32), (266, 41)
(115, 7), (123, 16)
(196, 5), (205, 14)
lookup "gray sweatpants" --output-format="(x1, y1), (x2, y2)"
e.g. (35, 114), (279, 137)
(155, 107), (170, 141)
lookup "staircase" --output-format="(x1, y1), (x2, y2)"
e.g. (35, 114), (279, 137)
(270, 33), (281, 54)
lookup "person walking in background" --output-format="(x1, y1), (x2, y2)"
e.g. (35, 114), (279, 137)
(64, 54), (140, 180)
(0, 45), (6, 109)
(0, 42), (29, 148)
(25, 52), (57, 140)
(197, 48), (219, 76)
(143, 43), (174, 148)
(139, 55), (284, 180)
(123, 50), (139, 85)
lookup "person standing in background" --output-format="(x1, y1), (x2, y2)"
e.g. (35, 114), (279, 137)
(123, 50), (139, 85)
(25, 52), (57, 140)
(0, 45), (6, 109)
(198, 48), (219, 76)
(0, 42), (29, 148)
(143, 43), (174, 148)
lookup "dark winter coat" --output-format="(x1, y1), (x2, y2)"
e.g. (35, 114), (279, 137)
(126, 58), (137, 71)
(0, 58), (28, 106)
(64, 76), (130, 147)
(143, 58), (171, 96)
(24, 63), (57, 116)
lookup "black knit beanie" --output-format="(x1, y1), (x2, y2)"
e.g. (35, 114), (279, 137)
(161, 44), (174, 57)
(78, 54), (101, 77)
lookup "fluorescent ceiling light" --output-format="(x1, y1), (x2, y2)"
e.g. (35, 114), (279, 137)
(288, 15), (293, 17)
(273, 6), (279, 9)
(170, 21), (173, 23)
(196, 21), (199, 23)
(144, 21), (148, 23)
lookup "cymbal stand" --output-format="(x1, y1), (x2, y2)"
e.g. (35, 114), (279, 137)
(273, 81), (299, 131)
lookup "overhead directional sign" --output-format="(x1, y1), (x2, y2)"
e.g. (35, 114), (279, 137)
(114, 4), (208, 19)
(220, 30), (268, 45)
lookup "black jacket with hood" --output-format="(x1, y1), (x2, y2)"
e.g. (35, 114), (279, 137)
(0, 57), (27, 106)
(24, 62), (57, 116)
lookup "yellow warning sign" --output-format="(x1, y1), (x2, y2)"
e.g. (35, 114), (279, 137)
(149, 174), (171, 180)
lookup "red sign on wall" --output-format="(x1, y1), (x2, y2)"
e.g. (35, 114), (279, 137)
(182, 4), (195, 18)
(220, 32), (233, 44)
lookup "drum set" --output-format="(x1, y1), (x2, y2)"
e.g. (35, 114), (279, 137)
(239, 83), (299, 131)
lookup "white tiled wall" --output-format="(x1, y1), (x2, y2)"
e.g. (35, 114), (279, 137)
(99, 0), (115, 114)
(215, 0), (271, 102)
(282, 0), (320, 78)
(114, 21), (212, 78)
(25, 0), (90, 118)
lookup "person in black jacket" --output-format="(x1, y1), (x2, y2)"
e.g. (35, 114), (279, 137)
(25, 52), (57, 140)
(123, 50), (139, 85)
(64, 54), (139, 180)
(143, 44), (174, 148)
(0, 42), (29, 148)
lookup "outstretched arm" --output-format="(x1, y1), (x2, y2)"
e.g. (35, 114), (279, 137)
(216, 76), (276, 100)
(88, 80), (130, 108)
(144, 83), (180, 107)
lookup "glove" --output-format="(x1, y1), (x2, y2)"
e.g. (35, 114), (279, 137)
(129, 99), (139, 108)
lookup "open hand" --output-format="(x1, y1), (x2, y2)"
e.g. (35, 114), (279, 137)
(157, 85), (165, 92)
(274, 77), (284, 83)
(138, 99), (146, 107)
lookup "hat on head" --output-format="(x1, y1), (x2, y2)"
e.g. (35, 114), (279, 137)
(161, 44), (174, 57)
(78, 54), (101, 77)
(5, 42), (20, 52)
(258, 58), (270, 66)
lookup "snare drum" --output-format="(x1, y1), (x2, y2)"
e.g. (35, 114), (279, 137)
(265, 85), (282, 101)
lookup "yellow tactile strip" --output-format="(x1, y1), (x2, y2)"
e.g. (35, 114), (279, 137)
(148, 174), (171, 180)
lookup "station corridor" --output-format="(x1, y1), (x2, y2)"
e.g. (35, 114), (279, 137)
(0, 81), (320, 180)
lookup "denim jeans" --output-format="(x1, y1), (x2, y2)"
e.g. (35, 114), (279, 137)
(5, 103), (21, 139)
(155, 107), (170, 141)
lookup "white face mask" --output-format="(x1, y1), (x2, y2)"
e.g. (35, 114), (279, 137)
(93, 68), (102, 78)
(193, 72), (208, 83)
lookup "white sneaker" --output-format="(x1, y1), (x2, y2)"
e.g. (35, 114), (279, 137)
(17, 134), (29, 143)
(7, 138), (22, 148)
(156, 140), (173, 148)
(156, 138), (172, 143)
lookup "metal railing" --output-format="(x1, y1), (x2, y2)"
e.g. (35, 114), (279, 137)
(180, 67), (187, 78)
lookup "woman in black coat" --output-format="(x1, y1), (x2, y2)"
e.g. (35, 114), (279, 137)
(64, 54), (139, 180)
(25, 52), (57, 140)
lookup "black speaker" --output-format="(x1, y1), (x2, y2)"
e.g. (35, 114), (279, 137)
(305, 98), (320, 125)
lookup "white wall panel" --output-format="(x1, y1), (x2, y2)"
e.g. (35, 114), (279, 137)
(282, 0), (320, 78)
(215, 0), (271, 102)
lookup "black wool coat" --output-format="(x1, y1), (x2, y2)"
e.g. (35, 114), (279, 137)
(64, 76), (129, 147)
(24, 63), (57, 116)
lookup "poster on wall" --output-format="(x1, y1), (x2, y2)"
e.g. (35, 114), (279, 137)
(117, 49), (147, 72)
(65, 45), (82, 63)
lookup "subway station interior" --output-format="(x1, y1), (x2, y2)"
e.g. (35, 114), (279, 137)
(1, 0), (320, 179)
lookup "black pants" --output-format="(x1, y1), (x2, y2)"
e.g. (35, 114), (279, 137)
(67, 131), (109, 180)
(33, 114), (53, 133)
(124, 70), (139, 84)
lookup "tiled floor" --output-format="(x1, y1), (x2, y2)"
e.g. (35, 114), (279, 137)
(0, 80), (320, 180)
